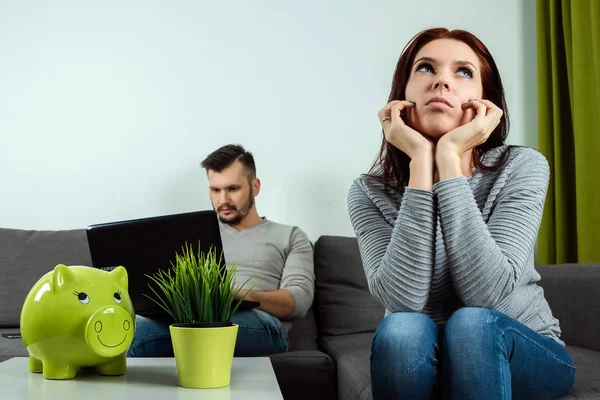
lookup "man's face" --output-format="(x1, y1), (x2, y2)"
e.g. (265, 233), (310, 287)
(207, 160), (259, 226)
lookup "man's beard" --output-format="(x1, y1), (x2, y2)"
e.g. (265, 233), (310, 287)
(217, 193), (255, 226)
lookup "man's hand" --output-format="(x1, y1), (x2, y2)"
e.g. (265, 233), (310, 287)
(435, 99), (502, 181)
(235, 288), (296, 320)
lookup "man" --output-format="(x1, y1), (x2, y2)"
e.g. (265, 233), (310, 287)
(127, 144), (315, 357)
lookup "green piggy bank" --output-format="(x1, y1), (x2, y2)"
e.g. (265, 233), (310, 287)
(20, 264), (135, 380)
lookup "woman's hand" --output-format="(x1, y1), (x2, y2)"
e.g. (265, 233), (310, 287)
(378, 100), (433, 160)
(378, 100), (435, 190)
(435, 99), (503, 181)
(436, 99), (503, 156)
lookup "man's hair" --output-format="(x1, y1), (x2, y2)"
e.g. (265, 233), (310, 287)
(200, 144), (256, 180)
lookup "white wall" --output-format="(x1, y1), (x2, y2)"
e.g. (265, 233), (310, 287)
(0, 0), (537, 242)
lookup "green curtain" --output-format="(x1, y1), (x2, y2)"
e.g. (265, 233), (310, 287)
(536, 0), (600, 264)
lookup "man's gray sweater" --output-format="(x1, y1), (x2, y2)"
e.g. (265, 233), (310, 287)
(219, 218), (315, 321)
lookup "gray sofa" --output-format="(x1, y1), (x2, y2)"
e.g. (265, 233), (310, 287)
(1, 229), (599, 399)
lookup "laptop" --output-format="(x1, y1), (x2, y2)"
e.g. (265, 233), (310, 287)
(86, 210), (258, 321)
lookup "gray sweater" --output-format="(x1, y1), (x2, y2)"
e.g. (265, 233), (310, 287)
(347, 146), (563, 345)
(219, 218), (315, 321)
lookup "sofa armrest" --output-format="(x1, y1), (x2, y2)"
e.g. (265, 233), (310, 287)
(536, 263), (600, 351)
(270, 351), (337, 400)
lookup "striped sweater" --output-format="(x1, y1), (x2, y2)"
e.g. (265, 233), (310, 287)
(347, 146), (563, 345)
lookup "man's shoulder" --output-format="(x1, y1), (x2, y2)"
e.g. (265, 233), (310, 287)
(260, 219), (312, 253)
(262, 219), (309, 240)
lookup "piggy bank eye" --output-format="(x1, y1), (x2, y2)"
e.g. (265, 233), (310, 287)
(73, 291), (89, 304)
(114, 292), (122, 304)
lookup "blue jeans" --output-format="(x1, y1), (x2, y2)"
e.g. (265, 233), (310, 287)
(371, 308), (576, 400)
(127, 309), (289, 357)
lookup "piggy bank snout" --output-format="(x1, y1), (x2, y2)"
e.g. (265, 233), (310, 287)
(85, 306), (134, 358)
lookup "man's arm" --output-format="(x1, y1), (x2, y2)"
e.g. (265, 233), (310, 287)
(277, 227), (315, 319)
(235, 226), (314, 320)
(235, 288), (295, 319)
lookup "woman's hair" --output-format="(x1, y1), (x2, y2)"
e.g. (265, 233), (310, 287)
(368, 27), (513, 192)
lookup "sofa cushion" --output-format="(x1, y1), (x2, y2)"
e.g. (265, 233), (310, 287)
(313, 236), (385, 337)
(0, 228), (92, 327)
(0, 329), (27, 360)
(320, 333), (373, 400)
(564, 345), (600, 399)
(287, 307), (319, 351)
(537, 264), (600, 352)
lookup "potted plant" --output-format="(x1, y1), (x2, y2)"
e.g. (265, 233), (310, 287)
(144, 242), (254, 389)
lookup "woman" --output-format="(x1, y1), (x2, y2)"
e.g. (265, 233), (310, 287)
(347, 27), (576, 399)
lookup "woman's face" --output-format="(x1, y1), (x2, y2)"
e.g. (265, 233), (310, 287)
(404, 39), (483, 138)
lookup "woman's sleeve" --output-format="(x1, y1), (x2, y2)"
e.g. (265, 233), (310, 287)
(347, 179), (437, 312)
(433, 149), (550, 308)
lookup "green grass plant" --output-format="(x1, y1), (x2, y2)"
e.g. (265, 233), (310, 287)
(144, 242), (254, 324)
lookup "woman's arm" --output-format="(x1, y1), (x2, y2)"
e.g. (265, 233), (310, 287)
(433, 148), (549, 308)
(347, 178), (437, 313)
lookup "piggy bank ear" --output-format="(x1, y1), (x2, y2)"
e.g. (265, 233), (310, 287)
(52, 264), (76, 292)
(110, 266), (128, 291)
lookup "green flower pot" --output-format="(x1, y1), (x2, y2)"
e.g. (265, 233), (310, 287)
(169, 322), (239, 389)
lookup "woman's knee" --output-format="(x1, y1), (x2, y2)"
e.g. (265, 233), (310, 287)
(371, 312), (439, 390)
(444, 307), (502, 343)
(373, 312), (437, 350)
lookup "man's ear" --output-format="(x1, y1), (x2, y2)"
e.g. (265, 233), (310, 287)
(252, 177), (261, 196)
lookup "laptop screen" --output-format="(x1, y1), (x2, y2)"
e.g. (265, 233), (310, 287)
(86, 210), (224, 319)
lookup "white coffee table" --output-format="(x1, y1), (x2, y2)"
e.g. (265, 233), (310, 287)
(0, 357), (283, 399)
